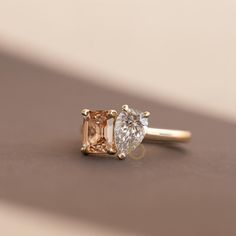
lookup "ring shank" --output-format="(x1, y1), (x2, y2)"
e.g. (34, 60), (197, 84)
(145, 127), (192, 143)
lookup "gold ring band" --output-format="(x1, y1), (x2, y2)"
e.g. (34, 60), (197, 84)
(145, 128), (191, 143)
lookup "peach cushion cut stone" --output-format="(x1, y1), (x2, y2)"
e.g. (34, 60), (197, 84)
(82, 110), (116, 154)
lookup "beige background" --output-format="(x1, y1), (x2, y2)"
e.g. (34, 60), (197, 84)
(0, 0), (236, 121)
(0, 1), (236, 235)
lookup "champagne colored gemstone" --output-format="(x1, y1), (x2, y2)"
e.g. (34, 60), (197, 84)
(82, 110), (116, 154)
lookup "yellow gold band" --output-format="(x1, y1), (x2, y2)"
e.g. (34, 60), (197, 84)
(145, 128), (192, 143)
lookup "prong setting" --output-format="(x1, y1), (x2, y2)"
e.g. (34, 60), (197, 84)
(107, 148), (117, 155)
(81, 144), (89, 155)
(108, 110), (118, 118)
(122, 104), (130, 113)
(117, 153), (126, 160)
(81, 108), (90, 117)
(143, 111), (150, 118)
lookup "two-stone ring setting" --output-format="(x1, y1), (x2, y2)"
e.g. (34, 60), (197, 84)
(81, 105), (192, 160)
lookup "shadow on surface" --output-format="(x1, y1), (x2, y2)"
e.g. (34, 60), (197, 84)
(0, 49), (236, 236)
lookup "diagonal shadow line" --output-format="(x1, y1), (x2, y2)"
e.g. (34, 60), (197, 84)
(0, 49), (236, 236)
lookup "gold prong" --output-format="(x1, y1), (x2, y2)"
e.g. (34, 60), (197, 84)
(107, 148), (117, 155)
(117, 153), (126, 160)
(108, 110), (118, 118)
(143, 111), (150, 117)
(81, 109), (90, 117)
(81, 144), (89, 155)
(122, 104), (130, 113)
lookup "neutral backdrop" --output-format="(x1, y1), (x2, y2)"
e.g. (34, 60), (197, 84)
(0, 1), (235, 235)
(0, 0), (236, 121)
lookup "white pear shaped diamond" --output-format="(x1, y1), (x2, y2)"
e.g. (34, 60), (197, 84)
(114, 106), (149, 158)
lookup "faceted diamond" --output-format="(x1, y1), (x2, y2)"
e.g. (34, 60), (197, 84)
(82, 110), (116, 154)
(114, 107), (148, 156)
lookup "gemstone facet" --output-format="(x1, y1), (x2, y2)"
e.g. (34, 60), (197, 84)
(114, 107), (148, 157)
(82, 110), (117, 154)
